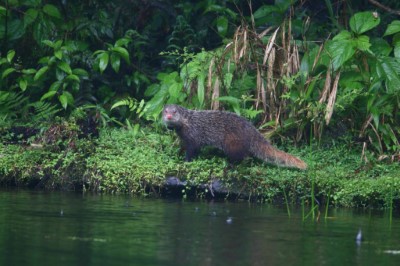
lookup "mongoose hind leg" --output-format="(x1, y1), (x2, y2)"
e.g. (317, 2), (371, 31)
(224, 136), (248, 163)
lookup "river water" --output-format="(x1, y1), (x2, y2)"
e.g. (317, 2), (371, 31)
(0, 189), (399, 265)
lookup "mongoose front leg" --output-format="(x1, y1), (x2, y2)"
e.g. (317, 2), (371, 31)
(185, 144), (199, 162)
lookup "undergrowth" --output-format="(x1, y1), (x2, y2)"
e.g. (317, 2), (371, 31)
(0, 126), (399, 208)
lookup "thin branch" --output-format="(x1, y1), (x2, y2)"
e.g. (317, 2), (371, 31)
(368, 0), (400, 16)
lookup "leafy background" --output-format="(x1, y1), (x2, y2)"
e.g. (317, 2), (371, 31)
(1, 0), (400, 157)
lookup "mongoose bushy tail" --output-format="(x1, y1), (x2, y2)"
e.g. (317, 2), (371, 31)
(162, 104), (307, 170)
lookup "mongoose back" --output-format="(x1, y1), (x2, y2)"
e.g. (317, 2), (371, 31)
(162, 104), (307, 170)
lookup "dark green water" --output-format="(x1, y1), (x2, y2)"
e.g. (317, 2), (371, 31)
(0, 190), (399, 266)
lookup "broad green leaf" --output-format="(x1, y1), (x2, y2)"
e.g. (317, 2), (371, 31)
(384, 20), (400, 36)
(24, 8), (38, 26)
(332, 30), (352, 41)
(43, 4), (61, 19)
(38, 56), (50, 64)
(42, 40), (54, 48)
(349, 11), (380, 34)
(34, 66), (49, 81)
(394, 33), (400, 46)
(204, 1), (237, 18)
(326, 39), (355, 70)
(22, 68), (37, 74)
(112, 47), (130, 64)
(394, 41), (400, 58)
(110, 53), (121, 73)
(49, 81), (62, 91)
(7, 50), (15, 63)
(1, 68), (15, 79)
(57, 61), (72, 74)
(354, 35), (371, 51)
(305, 74), (320, 99)
(253, 5), (282, 26)
(276, 0), (296, 11)
(370, 38), (392, 56)
(56, 68), (66, 81)
(144, 86), (169, 118)
(54, 50), (63, 60)
(217, 96), (241, 114)
(59, 94), (68, 109)
(3, 19), (24, 41)
(72, 68), (89, 77)
(0, 6), (6, 16)
(41, 90), (57, 101)
(371, 107), (380, 129)
(168, 82), (182, 99)
(375, 57), (400, 92)
(93, 49), (106, 56)
(115, 37), (131, 47)
(253, 5), (279, 19)
(216, 16), (228, 37)
(54, 40), (63, 49)
(19, 78), (28, 91)
(98, 52), (109, 73)
(66, 74), (80, 83)
(62, 91), (75, 105)
(144, 84), (160, 97)
(339, 71), (364, 90)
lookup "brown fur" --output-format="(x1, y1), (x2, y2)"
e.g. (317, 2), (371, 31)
(162, 104), (307, 170)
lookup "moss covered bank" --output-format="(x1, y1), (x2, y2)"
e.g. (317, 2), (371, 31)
(1, 126), (399, 209)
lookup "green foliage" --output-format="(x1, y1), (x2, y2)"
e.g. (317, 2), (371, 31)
(253, 0), (297, 26)
(166, 16), (199, 52)
(93, 37), (131, 74)
(145, 7), (399, 159)
(349, 11), (380, 35)
(319, 12), (400, 155)
(0, 119), (95, 188)
(28, 101), (61, 123)
(1, 0), (400, 185)
(110, 97), (146, 131)
(85, 128), (172, 192)
(144, 70), (185, 120)
(1, 126), (399, 207)
(0, 91), (28, 122)
(36, 39), (90, 110)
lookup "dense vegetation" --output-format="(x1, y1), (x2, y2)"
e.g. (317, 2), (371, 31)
(2, 0), (400, 154)
(1, 127), (399, 209)
(1, 0), (400, 207)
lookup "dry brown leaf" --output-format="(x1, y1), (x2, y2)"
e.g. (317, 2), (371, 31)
(325, 71), (340, 125)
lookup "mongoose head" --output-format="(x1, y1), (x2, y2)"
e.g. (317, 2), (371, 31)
(162, 104), (183, 128)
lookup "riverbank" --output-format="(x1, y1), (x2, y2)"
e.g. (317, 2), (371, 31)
(1, 126), (399, 208)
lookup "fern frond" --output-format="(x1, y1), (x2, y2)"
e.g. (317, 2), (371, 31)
(0, 91), (28, 116)
(29, 101), (61, 122)
(111, 97), (139, 111)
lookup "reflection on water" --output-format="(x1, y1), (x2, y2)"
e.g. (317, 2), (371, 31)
(0, 189), (399, 266)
